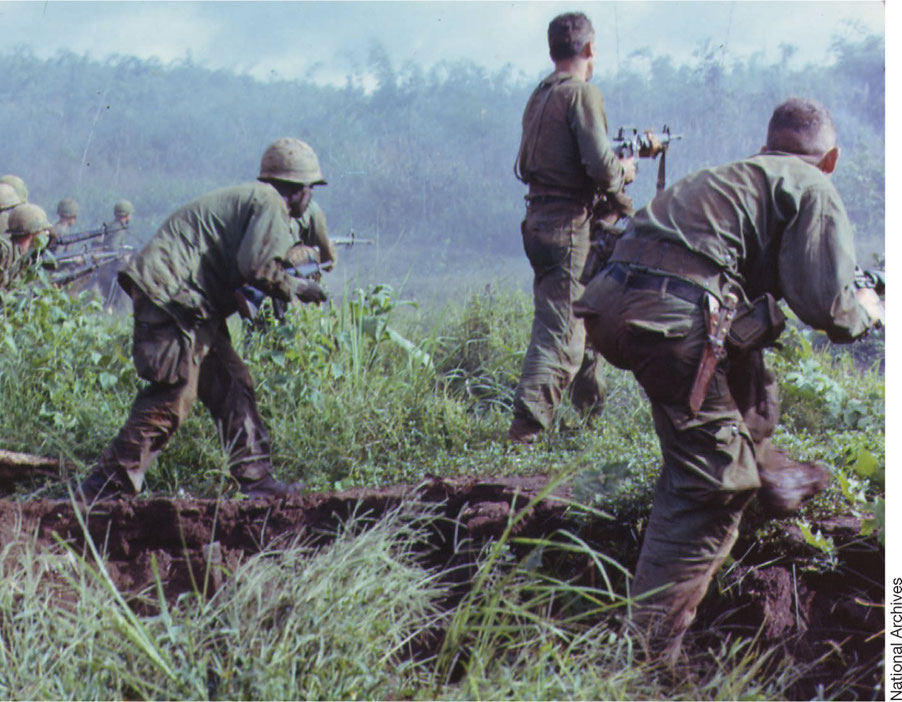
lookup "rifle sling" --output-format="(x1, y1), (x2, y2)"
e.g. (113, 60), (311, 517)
(609, 237), (729, 300)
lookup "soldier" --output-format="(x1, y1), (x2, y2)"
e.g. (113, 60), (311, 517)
(0, 204), (52, 290)
(0, 174), (28, 204)
(574, 98), (884, 665)
(0, 183), (23, 238)
(97, 199), (135, 310)
(508, 11), (636, 444)
(79, 138), (328, 501)
(54, 198), (79, 239)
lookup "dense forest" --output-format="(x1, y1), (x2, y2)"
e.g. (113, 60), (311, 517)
(0, 27), (885, 297)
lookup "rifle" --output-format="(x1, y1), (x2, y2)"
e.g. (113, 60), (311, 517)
(48, 254), (122, 287)
(855, 267), (885, 296)
(43, 248), (127, 270)
(330, 231), (374, 247)
(51, 222), (126, 250)
(611, 125), (683, 193)
(235, 260), (333, 320)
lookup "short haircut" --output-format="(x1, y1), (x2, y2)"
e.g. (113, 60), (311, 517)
(766, 98), (837, 156)
(548, 12), (594, 61)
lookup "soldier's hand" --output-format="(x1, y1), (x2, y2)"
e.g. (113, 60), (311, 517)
(295, 278), (327, 304)
(619, 155), (637, 184)
(855, 287), (885, 327)
(639, 131), (665, 158)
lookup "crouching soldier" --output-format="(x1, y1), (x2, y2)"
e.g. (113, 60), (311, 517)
(574, 98), (884, 665)
(0, 204), (52, 290)
(79, 138), (328, 501)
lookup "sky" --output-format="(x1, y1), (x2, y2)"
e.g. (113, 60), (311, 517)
(0, 1), (886, 86)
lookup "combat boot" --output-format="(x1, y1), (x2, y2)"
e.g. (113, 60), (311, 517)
(76, 469), (133, 503)
(239, 474), (304, 499)
(757, 447), (829, 515)
(507, 416), (542, 445)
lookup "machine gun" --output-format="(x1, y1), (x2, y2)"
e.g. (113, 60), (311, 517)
(48, 251), (125, 288)
(44, 248), (129, 270)
(235, 260), (333, 320)
(51, 222), (126, 250)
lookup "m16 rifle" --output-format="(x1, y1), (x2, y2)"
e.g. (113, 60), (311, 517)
(235, 260), (332, 320)
(50, 222), (127, 251)
(581, 126), (683, 284)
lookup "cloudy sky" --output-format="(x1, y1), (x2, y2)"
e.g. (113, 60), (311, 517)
(0, 1), (885, 85)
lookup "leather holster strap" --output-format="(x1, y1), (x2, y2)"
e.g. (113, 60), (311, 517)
(609, 237), (728, 298)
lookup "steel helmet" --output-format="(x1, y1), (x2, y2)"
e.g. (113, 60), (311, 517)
(7, 203), (51, 237)
(57, 197), (79, 218)
(259, 137), (326, 186)
(0, 175), (27, 203)
(114, 199), (135, 217)
(0, 183), (22, 210)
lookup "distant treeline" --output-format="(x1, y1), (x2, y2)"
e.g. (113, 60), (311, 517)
(0, 30), (884, 287)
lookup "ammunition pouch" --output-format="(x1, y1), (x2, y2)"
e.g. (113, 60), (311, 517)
(726, 294), (786, 354)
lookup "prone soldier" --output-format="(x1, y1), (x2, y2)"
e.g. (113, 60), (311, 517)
(574, 97), (884, 665)
(0, 204), (52, 291)
(508, 11), (636, 444)
(78, 138), (328, 501)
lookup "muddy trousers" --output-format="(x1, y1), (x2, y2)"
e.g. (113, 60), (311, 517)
(511, 199), (605, 432)
(95, 291), (272, 493)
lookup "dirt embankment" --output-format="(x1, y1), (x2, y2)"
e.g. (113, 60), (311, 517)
(0, 475), (883, 698)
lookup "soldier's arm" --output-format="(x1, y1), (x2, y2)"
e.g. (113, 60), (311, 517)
(307, 202), (337, 265)
(778, 184), (879, 342)
(569, 83), (627, 199)
(236, 188), (301, 302)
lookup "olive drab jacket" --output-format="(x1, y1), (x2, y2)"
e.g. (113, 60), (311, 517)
(290, 199), (336, 265)
(579, 152), (876, 341)
(515, 71), (626, 202)
(120, 183), (300, 324)
(0, 236), (24, 291)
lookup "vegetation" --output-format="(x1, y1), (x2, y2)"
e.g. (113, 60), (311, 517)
(0, 27), (884, 702)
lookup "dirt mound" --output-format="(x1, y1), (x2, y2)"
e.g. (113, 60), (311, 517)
(0, 476), (883, 698)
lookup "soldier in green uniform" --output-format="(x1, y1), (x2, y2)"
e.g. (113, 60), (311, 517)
(0, 184), (24, 239)
(97, 199), (135, 310)
(79, 138), (328, 501)
(54, 198), (79, 239)
(508, 11), (636, 444)
(0, 175), (28, 204)
(0, 204), (52, 290)
(575, 98), (884, 664)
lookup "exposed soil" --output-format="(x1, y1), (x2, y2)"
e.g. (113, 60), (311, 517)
(0, 475), (884, 699)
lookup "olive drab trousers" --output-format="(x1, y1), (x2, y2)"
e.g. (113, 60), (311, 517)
(95, 290), (272, 492)
(580, 266), (781, 664)
(511, 198), (605, 432)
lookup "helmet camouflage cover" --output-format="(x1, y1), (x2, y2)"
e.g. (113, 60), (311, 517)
(0, 183), (22, 210)
(8, 203), (51, 237)
(0, 175), (27, 203)
(114, 199), (135, 217)
(57, 197), (79, 218)
(259, 137), (327, 186)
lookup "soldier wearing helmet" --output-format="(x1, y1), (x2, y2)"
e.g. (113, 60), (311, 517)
(55, 198), (80, 239)
(80, 137), (328, 503)
(0, 183), (24, 239)
(96, 199), (136, 310)
(0, 175), (28, 204)
(0, 203), (51, 290)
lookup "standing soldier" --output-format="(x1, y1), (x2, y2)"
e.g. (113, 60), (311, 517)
(575, 98), (884, 665)
(0, 175), (28, 204)
(97, 199), (135, 310)
(0, 183), (23, 238)
(508, 11), (636, 444)
(54, 198), (80, 239)
(0, 204), (52, 290)
(79, 138), (328, 501)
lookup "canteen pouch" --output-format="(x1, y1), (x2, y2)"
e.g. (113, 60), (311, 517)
(727, 293), (786, 353)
